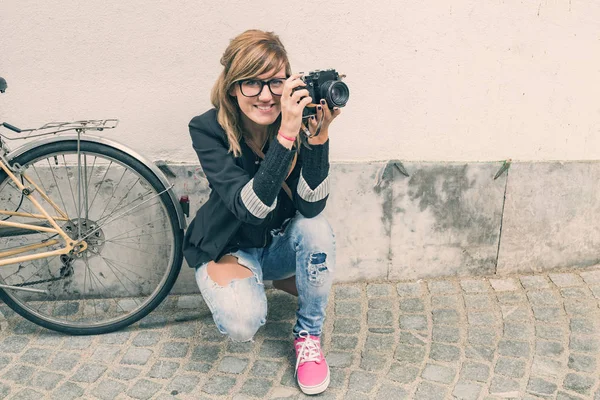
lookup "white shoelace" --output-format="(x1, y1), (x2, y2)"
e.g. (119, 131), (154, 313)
(294, 330), (322, 375)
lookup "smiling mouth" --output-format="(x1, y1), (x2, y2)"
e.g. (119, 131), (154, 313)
(255, 104), (275, 111)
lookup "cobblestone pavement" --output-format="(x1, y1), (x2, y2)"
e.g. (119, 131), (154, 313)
(0, 268), (600, 399)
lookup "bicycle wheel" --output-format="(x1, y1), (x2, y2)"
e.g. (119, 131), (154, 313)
(0, 140), (183, 334)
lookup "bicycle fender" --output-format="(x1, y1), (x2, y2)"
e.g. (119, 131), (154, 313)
(5, 134), (187, 230)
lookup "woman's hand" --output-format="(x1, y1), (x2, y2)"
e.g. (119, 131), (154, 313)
(279, 74), (312, 140)
(307, 99), (342, 145)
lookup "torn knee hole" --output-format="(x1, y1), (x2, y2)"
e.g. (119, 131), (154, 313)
(307, 252), (328, 285)
(310, 253), (327, 264)
(206, 261), (255, 287)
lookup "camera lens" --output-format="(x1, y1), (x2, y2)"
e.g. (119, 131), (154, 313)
(320, 80), (349, 107)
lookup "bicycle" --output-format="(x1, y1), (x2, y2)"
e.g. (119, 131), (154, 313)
(0, 77), (186, 335)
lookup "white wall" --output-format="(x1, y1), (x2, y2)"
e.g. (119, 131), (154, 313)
(2, 0), (599, 162)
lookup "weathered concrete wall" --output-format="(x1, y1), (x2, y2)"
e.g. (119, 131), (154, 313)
(389, 162), (505, 280)
(167, 160), (600, 293)
(497, 162), (600, 274)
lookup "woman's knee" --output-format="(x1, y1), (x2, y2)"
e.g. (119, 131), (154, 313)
(196, 262), (267, 342)
(211, 291), (267, 342)
(219, 309), (266, 342)
(290, 213), (335, 251)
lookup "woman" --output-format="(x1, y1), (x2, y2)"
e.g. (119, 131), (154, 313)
(182, 29), (340, 395)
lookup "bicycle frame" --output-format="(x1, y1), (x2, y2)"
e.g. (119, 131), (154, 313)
(0, 121), (121, 269)
(0, 155), (85, 267)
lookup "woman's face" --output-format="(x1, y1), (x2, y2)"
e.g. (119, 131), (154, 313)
(231, 67), (287, 128)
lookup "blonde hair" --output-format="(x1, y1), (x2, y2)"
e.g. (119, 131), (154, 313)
(211, 30), (292, 157)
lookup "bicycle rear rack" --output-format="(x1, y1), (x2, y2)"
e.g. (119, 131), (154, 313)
(0, 119), (119, 140)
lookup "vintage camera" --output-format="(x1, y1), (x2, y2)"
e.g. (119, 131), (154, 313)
(294, 69), (349, 118)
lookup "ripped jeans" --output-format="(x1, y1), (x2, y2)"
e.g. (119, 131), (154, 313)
(195, 212), (335, 342)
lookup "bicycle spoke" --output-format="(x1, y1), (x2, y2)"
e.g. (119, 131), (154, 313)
(86, 262), (127, 314)
(102, 257), (144, 297)
(96, 203), (166, 230)
(19, 259), (54, 286)
(83, 255), (100, 320)
(34, 295), (51, 314)
(84, 258), (98, 317)
(97, 256), (154, 281)
(94, 210), (166, 237)
(80, 153), (87, 224)
(84, 200), (169, 239)
(97, 168), (128, 222)
(106, 240), (171, 256)
(87, 160), (112, 213)
(46, 158), (70, 220)
(31, 164), (51, 206)
(98, 177), (141, 223)
(108, 229), (172, 242)
(83, 255), (88, 313)
(48, 286), (59, 320)
(105, 240), (166, 246)
(84, 156), (97, 202)
(62, 155), (79, 219)
(78, 199), (170, 245)
(93, 191), (157, 226)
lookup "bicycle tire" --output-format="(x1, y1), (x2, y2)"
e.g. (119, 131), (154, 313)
(0, 140), (183, 335)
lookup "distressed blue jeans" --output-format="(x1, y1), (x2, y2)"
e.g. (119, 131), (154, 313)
(195, 212), (336, 342)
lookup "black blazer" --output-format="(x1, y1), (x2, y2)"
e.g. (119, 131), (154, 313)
(183, 108), (330, 268)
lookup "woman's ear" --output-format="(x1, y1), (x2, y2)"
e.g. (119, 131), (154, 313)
(228, 85), (237, 97)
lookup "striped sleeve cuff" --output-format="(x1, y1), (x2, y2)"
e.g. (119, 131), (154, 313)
(241, 178), (278, 218)
(297, 172), (330, 202)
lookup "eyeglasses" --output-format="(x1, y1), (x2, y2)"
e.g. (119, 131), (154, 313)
(237, 78), (286, 97)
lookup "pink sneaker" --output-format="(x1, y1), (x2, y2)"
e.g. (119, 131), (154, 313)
(294, 330), (330, 395)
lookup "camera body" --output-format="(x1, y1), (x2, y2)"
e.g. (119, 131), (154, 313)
(294, 69), (349, 118)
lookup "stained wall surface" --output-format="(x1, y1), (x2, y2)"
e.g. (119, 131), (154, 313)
(168, 160), (600, 292)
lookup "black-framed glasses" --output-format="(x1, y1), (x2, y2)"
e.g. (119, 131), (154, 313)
(238, 78), (286, 97)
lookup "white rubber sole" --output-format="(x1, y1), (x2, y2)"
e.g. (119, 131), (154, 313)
(298, 368), (331, 395)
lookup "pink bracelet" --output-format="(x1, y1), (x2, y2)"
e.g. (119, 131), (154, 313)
(278, 130), (296, 142)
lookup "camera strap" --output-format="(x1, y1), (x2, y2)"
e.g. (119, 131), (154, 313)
(246, 138), (297, 201)
(300, 109), (324, 138)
